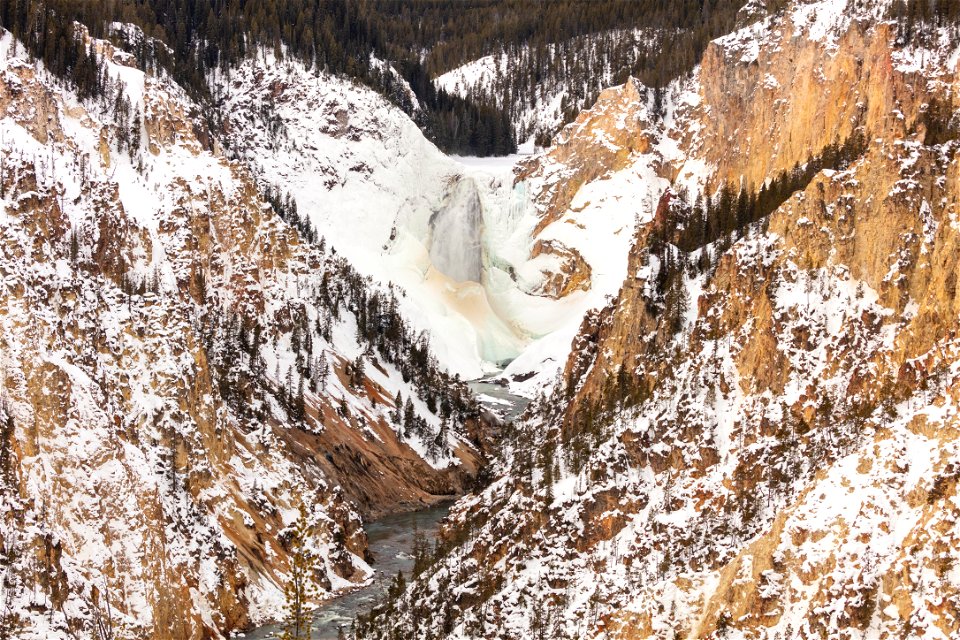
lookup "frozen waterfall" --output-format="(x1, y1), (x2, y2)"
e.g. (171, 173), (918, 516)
(428, 176), (484, 283)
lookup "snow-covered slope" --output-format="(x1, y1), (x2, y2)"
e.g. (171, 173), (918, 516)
(497, 74), (707, 397)
(214, 56), (525, 377)
(435, 29), (658, 148)
(0, 29), (483, 638)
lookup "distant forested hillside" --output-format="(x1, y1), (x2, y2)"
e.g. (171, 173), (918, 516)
(0, 0), (516, 155)
(373, 0), (751, 79)
(0, 0), (832, 152)
(372, 0), (783, 145)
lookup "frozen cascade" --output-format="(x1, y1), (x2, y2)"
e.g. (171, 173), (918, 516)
(429, 175), (484, 282)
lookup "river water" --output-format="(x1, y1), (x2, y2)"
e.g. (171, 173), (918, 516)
(242, 505), (450, 639)
(243, 380), (529, 639)
(467, 377), (531, 423)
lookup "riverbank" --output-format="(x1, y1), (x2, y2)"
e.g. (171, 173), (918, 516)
(244, 382), (531, 639)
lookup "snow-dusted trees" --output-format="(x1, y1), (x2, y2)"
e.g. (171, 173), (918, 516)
(312, 353), (329, 392)
(0, 0), (782, 155)
(348, 355), (365, 389)
(0, 400), (14, 486)
(194, 224), (476, 442)
(265, 184), (319, 244)
(0, 0), (106, 100)
(647, 129), (870, 261)
(891, 0), (960, 47)
(375, 0), (756, 145)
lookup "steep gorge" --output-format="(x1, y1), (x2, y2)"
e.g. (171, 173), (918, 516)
(4, 1), (960, 638)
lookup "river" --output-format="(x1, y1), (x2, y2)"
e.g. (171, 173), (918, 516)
(243, 379), (529, 639)
(242, 505), (450, 639)
(467, 377), (531, 423)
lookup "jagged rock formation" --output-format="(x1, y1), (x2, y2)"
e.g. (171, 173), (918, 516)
(487, 75), (676, 393)
(356, 2), (960, 639)
(0, 30), (484, 639)
(510, 78), (657, 301)
(517, 77), (656, 236)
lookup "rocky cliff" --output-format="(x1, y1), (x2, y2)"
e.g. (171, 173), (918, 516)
(357, 2), (960, 638)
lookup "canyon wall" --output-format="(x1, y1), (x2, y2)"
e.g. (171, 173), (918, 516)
(0, 32), (482, 639)
(358, 2), (960, 639)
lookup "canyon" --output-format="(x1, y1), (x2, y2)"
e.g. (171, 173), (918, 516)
(354, 2), (960, 639)
(2, 0), (960, 639)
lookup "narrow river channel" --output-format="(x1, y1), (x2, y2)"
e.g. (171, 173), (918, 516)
(244, 504), (451, 639)
(244, 378), (529, 639)
(468, 376), (531, 423)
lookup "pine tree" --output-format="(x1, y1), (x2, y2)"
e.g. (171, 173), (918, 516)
(351, 355), (365, 389)
(69, 229), (79, 264)
(542, 447), (554, 504)
(316, 354), (329, 388)
(281, 503), (320, 640)
(392, 391), (403, 424)
(0, 398), (14, 486)
(292, 376), (306, 423)
(411, 524), (431, 577)
(436, 416), (449, 451)
(403, 398), (415, 439)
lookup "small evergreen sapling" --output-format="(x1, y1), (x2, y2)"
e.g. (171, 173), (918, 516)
(281, 503), (321, 640)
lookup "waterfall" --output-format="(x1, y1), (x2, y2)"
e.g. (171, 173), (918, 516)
(428, 175), (484, 283)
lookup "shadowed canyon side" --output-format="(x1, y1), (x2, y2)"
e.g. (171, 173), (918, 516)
(355, 2), (960, 639)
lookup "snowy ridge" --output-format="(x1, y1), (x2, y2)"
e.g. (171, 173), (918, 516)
(498, 73), (708, 399)
(435, 28), (659, 147)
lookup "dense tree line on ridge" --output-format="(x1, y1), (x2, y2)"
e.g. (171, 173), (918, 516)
(0, 0), (515, 155)
(371, 0), (764, 79)
(664, 131), (869, 255)
(368, 0), (960, 145)
(890, 0), (960, 46)
(370, 0), (788, 145)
